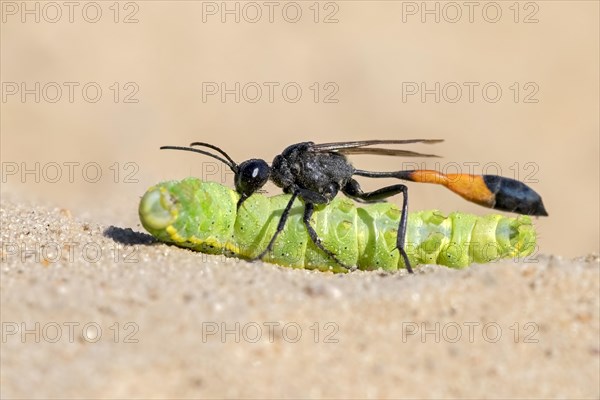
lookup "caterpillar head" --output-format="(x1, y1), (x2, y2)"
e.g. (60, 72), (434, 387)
(160, 142), (270, 208)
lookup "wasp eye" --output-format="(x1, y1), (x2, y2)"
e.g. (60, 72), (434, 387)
(235, 159), (270, 198)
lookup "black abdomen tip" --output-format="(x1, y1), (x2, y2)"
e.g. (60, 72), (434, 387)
(483, 175), (548, 216)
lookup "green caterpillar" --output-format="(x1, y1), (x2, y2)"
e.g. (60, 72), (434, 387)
(139, 178), (537, 272)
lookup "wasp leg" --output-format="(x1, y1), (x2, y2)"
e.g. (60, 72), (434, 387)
(343, 179), (413, 274)
(254, 191), (298, 261)
(303, 203), (353, 271)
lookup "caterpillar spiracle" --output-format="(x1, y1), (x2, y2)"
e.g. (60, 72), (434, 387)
(139, 178), (537, 272)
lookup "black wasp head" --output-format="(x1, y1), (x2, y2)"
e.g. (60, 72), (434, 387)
(235, 159), (270, 199)
(159, 142), (270, 208)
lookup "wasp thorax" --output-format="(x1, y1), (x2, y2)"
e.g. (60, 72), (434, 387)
(235, 159), (270, 197)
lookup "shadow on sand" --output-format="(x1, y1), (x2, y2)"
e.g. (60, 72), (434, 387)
(103, 226), (157, 246)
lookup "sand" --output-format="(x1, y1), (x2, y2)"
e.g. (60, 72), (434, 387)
(1, 200), (598, 399)
(2, 1), (599, 398)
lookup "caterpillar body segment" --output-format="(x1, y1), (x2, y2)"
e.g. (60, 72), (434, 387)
(139, 178), (537, 272)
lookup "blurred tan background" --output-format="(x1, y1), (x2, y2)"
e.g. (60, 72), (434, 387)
(2, 0), (598, 258)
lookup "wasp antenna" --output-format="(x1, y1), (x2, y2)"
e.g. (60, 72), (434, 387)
(160, 145), (238, 172)
(189, 142), (238, 168)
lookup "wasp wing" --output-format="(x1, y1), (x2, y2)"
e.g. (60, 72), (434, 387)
(312, 139), (443, 157)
